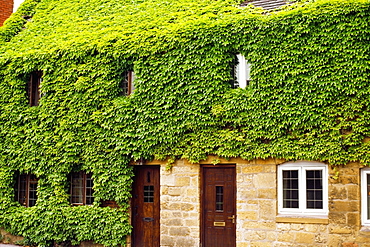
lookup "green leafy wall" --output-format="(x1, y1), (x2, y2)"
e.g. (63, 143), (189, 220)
(0, 0), (369, 245)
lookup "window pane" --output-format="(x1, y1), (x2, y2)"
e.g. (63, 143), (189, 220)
(216, 186), (223, 211)
(144, 185), (154, 203)
(71, 173), (83, 204)
(28, 175), (38, 207)
(282, 170), (299, 208)
(306, 170), (323, 209)
(85, 173), (94, 205)
(18, 174), (27, 206)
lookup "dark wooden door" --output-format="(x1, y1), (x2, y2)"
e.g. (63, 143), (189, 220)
(201, 165), (236, 247)
(132, 166), (160, 247)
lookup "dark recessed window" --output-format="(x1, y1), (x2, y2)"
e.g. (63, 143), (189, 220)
(70, 171), (94, 205)
(120, 71), (135, 96)
(27, 71), (42, 106)
(14, 173), (38, 207)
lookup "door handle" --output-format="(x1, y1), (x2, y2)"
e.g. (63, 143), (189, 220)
(228, 215), (235, 223)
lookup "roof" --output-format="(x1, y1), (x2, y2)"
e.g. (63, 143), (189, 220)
(240, 0), (290, 10)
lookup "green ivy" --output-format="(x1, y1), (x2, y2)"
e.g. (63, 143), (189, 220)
(0, 0), (369, 245)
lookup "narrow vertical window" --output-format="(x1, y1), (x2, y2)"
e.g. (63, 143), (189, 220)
(232, 54), (251, 89)
(121, 71), (135, 96)
(361, 169), (370, 225)
(27, 71), (42, 106)
(15, 173), (38, 207)
(215, 186), (224, 211)
(70, 171), (94, 205)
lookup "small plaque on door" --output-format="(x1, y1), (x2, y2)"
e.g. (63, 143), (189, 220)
(214, 222), (225, 226)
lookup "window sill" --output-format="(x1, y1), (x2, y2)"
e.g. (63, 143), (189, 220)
(360, 226), (370, 234)
(276, 214), (329, 224)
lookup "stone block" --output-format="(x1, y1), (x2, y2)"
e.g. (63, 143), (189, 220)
(347, 184), (360, 200)
(185, 219), (198, 227)
(185, 188), (198, 197)
(329, 212), (347, 224)
(190, 177), (199, 187)
(167, 186), (181, 196)
(181, 203), (194, 211)
(260, 200), (276, 220)
(328, 234), (341, 246)
(244, 221), (275, 230)
(291, 224), (304, 231)
(315, 233), (327, 243)
(253, 173), (276, 188)
(242, 165), (264, 174)
(175, 177), (190, 186)
(161, 175), (175, 186)
(246, 230), (267, 241)
(339, 175), (359, 185)
(257, 188), (276, 199)
(304, 224), (319, 232)
(239, 189), (257, 199)
(295, 232), (315, 244)
(329, 226), (353, 234)
(238, 243), (253, 247)
(276, 223), (291, 231)
(329, 185), (347, 200)
(278, 231), (294, 242)
(347, 212), (360, 226)
(175, 236), (196, 247)
(160, 235), (173, 246)
(329, 201), (359, 212)
(265, 231), (277, 241)
(342, 243), (358, 247)
(165, 202), (181, 210)
(254, 158), (276, 165)
(250, 242), (273, 247)
(166, 218), (183, 226)
(169, 227), (190, 236)
(238, 211), (258, 221)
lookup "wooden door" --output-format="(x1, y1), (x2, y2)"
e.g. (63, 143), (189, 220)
(132, 166), (160, 247)
(201, 165), (236, 247)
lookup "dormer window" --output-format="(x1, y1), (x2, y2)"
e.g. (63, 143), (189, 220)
(121, 71), (135, 96)
(27, 71), (42, 106)
(232, 54), (251, 89)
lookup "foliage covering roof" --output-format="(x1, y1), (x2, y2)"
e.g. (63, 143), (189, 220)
(0, 0), (369, 245)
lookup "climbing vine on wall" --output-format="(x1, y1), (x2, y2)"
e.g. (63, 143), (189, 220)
(0, 0), (369, 245)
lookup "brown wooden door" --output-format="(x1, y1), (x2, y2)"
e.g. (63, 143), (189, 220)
(132, 166), (160, 247)
(201, 165), (236, 247)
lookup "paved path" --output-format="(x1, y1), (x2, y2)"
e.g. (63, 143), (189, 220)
(0, 244), (20, 247)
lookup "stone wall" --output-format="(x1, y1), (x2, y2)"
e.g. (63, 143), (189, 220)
(147, 157), (370, 247)
(159, 159), (201, 247)
(2, 157), (370, 246)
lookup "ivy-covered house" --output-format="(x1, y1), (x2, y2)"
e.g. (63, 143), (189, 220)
(0, 0), (370, 246)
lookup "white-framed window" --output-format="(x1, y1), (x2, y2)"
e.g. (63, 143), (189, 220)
(233, 54), (251, 89)
(361, 168), (370, 225)
(278, 161), (328, 216)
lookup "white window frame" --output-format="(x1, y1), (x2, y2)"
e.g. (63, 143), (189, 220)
(278, 161), (328, 216)
(361, 168), (370, 225)
(235, 54), (251, 89)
